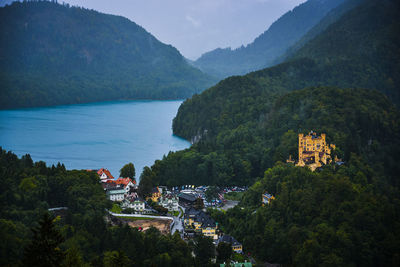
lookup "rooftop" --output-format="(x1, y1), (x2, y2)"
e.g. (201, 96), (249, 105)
(97, 168), (114, 179)
(178, 192), (197, 202)
(217, 235), (242, 247)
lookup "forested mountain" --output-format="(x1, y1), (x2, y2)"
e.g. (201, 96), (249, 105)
(275, 0), (364, 64)
(174, 0), (400, 142)
(138, 0), (400, 187)
(140, 87), (400, 187)
(136, 2), (400, 263)
(0, 1), (216, 109)
(192, 0), (347, 78)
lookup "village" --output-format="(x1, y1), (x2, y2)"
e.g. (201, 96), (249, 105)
(91, 131), (339, 266)
(93, 167), (249, 260)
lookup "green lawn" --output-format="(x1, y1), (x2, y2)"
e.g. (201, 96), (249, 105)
(169, 210), (180, 217)
(110, 203), (122, 214)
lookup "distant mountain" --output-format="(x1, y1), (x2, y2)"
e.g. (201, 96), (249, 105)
(174, 0), (400, 142)
(274, 0), (364, 64)
(0, 1), (216, 109)
(192, 0), (347, 78)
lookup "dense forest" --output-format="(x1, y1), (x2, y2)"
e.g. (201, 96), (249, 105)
(208, 160), (400, 266)
(139, 87), (400, 188)
(192, 0), (347, 78)
(0, 1), (216, 109)
(175, 0), (400, 143)
(135, 0), (400, 265)
(138, 0), (400, 188)
(0, 149), (220, 266)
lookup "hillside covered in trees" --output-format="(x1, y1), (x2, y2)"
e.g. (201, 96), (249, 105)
(208, 160), (400, 266)
(0, 1), (216, 109)
(175, 0), (400, 143)
(139, 0), (400, 188)
(135, 2), (400, 264)
(140, 87), (400, 187)
(0, 149), (209, 266)
(192, 0), (347, 78)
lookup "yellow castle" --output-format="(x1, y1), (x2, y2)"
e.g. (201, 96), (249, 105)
(295, 131), (335, 171)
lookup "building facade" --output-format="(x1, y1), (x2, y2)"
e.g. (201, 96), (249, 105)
(106, 187), (125, 201)
(217, 235), (243, 253)
(262, 192), (275, 206)
(296, 131), (336, 171)
(159, 194), (179, 211)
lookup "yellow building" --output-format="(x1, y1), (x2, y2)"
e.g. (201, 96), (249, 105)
(202, 227), (217, 239)
(184, 207), (218, 240)
(147, 187), (161, 202)
(217, 235), (243, 253)
(296, 131), (336, 171)
(262, 192), (275, 206)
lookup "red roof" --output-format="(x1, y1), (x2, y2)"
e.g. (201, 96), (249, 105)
(97, 168), (114, 179)
(115, 177), (134, 186)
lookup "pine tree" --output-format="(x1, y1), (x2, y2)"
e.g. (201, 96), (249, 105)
(22, 213), (65, 267)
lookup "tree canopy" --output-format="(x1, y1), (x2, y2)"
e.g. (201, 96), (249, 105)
(120, 163), (136, 179)
(0, 149), (197, 266)
(0, 1), (216, 109)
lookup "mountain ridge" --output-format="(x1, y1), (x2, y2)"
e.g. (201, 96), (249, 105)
(192, 0), (347, 78)
(0, 1), (216, 109)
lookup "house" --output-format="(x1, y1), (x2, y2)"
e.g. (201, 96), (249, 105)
(184, 207), (202, 229)
(184, 207), (218, 240)
(148, 187), (162, 202)
(200, 214), (218, 240)
(262, 192), (275, 206)
(114, 177), (137, 193)
(296, 131), (336, 171)
(97, 168), (114, 181)
(216, 235), (243, 253)
(131, 198), (145, 211)
(158, 194), (179, 212)
(106, 186), (125, 202)
(122, 197), (145, 212)
(178, 192), (197, 207)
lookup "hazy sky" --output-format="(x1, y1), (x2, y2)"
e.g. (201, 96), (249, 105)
(0, 0), (306, 59)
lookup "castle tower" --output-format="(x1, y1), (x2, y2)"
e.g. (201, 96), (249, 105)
(296, 131), (335, 171)
(298, 133), (305, 166)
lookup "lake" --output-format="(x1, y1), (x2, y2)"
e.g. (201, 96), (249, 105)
(0, 100), (190, 179)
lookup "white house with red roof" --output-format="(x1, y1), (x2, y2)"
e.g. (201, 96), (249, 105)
(115, 177), (137, 193)
(97, 168), (114, 181)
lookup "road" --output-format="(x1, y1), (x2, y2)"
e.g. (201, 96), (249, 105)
(220, 200), (239, 211)
(171, 206), (184, 236)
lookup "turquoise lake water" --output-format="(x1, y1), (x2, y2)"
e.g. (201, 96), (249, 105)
(0, 100), (190, 179)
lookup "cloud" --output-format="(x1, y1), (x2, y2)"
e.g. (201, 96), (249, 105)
(185, 15), (201, 28)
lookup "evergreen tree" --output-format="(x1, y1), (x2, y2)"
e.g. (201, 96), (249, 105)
(216, 242), (233, 263)
(103, 251), (131, 267)
(194, 235), (215, 266)
(22, 213), (65, 267)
